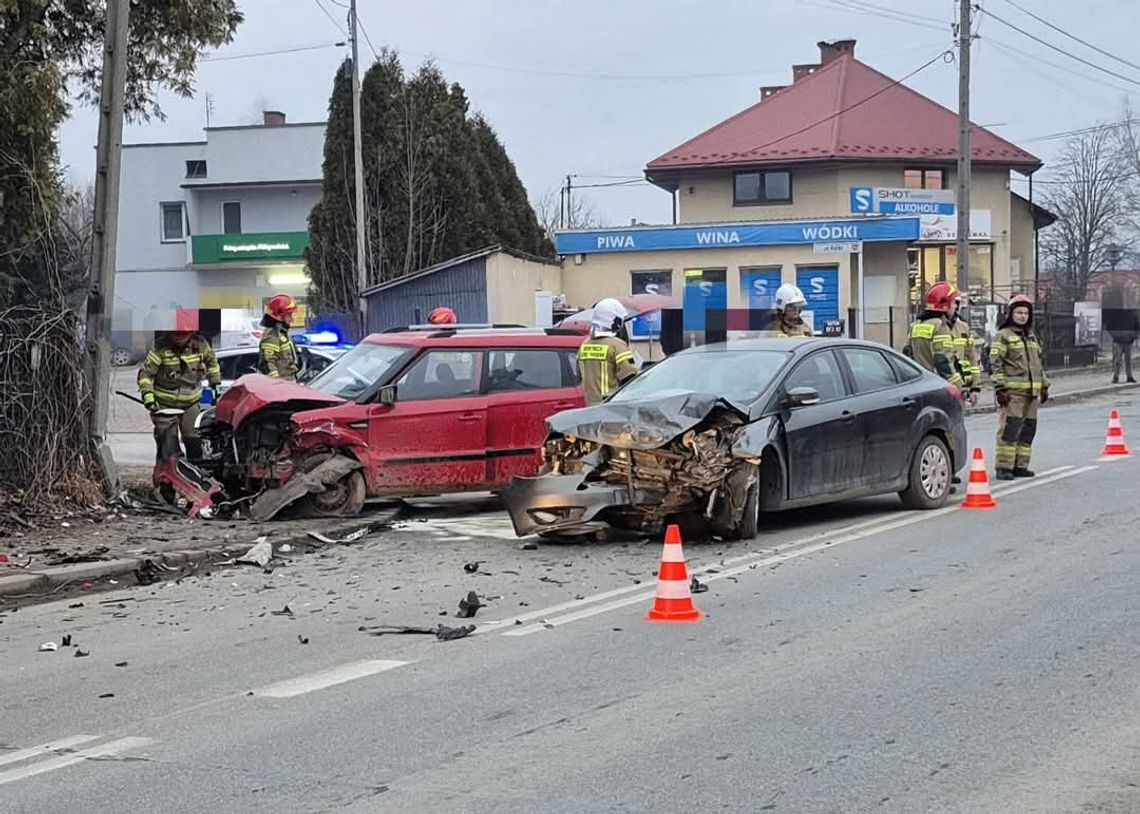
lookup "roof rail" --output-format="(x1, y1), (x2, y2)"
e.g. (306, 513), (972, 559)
(380, 322), (527, 333)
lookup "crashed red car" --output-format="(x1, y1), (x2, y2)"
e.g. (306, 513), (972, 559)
(195, 327), (586, 518)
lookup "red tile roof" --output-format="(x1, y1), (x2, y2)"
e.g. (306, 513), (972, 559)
(646, 54), (1041, 173)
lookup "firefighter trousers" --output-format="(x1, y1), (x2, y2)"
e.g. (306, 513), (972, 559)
(995, 392), (1038, 471)
(151, 402), (201, 462)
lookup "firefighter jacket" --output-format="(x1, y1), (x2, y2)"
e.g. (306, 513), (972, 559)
(259, 324), (299, 380)
(577, 334), (639, 405)
(763, 315), (813, 338)
(138, 336), (222, 407)
(907, 313), (963, 388)
(949, 316), (981, 390)
(990, 326), (1049, 396)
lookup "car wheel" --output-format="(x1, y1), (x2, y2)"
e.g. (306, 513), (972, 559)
(111, 348), (132, 366)
(899, 434), (951, 510)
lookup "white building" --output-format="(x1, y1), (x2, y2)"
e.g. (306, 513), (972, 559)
(113, 111), (324, 352)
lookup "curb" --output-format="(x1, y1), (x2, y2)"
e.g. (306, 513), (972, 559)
(0, 508), (402, 604)
(966, 381), (1140, 417)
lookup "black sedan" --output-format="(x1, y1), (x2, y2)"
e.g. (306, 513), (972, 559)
(502, 338), (968, 540)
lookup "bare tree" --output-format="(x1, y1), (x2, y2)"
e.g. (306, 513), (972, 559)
(534, 187), (602, 245)
(1041, 127), (1130, 305)
(1114, 100), (1140, 243)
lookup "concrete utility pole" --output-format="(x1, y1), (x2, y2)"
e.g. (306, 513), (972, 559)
(955, 0), (972, 295)
(350, 0), (368, 337)
(86, 0), (131, 495)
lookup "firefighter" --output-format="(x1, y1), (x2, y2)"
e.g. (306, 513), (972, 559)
(428, 306), (457, 325)
(258, 294), (300, 380)
(949, 295), (981, 407)
(990, 295), (1049, 480)
(906, 282), (965, 392)
(138, 328), (222, 464)
(577, 298), (639, 405)
(764, 284), (813, 337)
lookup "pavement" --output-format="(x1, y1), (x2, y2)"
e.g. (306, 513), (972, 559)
(2, 393), (1140, 812)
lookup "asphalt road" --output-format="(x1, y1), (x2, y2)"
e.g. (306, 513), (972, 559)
(3, 394), (1139, 813)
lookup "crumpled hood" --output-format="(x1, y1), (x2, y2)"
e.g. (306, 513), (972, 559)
(215, 374), (345, 429)
(546, 390), (744, 450)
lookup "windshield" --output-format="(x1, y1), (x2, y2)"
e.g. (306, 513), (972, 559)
(306, 342), (411, 400)
(609, 349), (790, 406)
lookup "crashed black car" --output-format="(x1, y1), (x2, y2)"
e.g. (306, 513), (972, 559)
(502, 338), (968, 540)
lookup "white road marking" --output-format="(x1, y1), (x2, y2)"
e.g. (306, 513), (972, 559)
(0, 737), (152, 787)
(1097, 454), (1132, 463)
(503, 464), (1096, 636)
(252, 659), (411, 698)
(0, 735), (101, 768)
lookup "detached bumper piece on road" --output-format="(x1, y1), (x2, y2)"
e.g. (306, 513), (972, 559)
(501, 474), (657, 538)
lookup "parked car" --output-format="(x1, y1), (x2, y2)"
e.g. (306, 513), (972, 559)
(502, 337), (968, 540)
(215, 344), (348, 393)
(196, 326), (587, 517)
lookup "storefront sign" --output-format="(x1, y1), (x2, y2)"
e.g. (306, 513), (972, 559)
(796, 267), (840, 325)
(192, 231), (309, 264)
(813, 241), (862, 255)
(555, 218), (919, 255)
(917, 211), (992, 242)
(850, 186), (956, 216)
(821, 319), (846, 337)
(740, 267), (782, 311)
(629, 270), (673, 339)
(682, 268), (727, 334)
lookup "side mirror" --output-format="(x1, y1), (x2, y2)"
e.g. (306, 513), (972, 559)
(377, 385), (397, 406)
(784, 386), (821, 408)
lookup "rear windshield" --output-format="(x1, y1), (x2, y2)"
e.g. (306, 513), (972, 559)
(307, 342), (411, 400)
(609, 349), (790, 406)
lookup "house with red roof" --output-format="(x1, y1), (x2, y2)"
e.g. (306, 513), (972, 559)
(556, 39), (1054, 348)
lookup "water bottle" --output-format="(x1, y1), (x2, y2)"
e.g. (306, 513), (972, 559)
(200, 386), (214, 406)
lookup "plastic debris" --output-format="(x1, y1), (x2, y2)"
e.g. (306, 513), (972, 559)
(463, 561), (483, 574)
(358, 623), (476, 642)
(270, 605), (294, 617)
(39, 642), (58, 652)
(61, 634), (72, 647)
(98, 693), (114, 699)
(456, 591), (484, 619)
(75, 649), (90, 658)
(298, 635), (310, 645)
(135, 559), (162, 586)
(690, 576), (709, 594)
(237, 539), (273, 568)
(114, 661), (128, 668)
(519, 542), (538, 551)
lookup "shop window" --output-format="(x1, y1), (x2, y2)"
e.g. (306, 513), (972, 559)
(160, 202), (185, 242)
(734, 170), (792, 205)
(903, 168), (945, 190)
(185, 160), (207, 179)
(630, 269), (672, 339)
(222, 201), (242, 235)
(967, 244), (994, 298)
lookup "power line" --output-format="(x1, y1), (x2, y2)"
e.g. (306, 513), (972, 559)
(312, 0), (346, 37)
(357, 16), (380, 59)
(981, 36), (1137, 98)
(1001, 0), (1140, 74)
(799, 0), (948, 32)
(839, 0), (949, 25)
(977, 6), (1140, 90)
(201, 42), (345, 63)
(1016, 118), (1140, 145)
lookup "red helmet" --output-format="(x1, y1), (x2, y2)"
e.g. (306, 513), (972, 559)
(266, 294), (298, 324)
(924, 281), (960, 314)
(1008, 294), (1034, 310)
(169, 330), (194, 345)
(428, 307), (457, 325)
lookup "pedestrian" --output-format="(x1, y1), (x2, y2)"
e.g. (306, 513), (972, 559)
(906, 282), (965, 392)
(763, 284), (813, 337)
(990, 294), (1049, 480)
(1105, 304), (1139, 384)
(138, 327), (222, 464)
(258, 294), (300, 380)
(949, 296), (981, 407)
(577, 298), (639, 405)
(428, 307), (458, 325)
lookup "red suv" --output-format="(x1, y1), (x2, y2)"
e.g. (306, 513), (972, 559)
(201, 327), (586, 516)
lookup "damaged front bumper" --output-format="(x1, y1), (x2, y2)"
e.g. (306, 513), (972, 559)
(500, 473), (660, 537)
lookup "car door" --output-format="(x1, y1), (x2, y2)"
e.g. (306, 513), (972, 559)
(837, 346), (910, 486)
(368, 350), (488, 493)
(780, 349), (859, 500)
(484, 347), (583, 484)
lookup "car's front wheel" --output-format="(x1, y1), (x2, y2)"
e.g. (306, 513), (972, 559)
(899, 434), (951, 510)
(717, 462), (760, 541)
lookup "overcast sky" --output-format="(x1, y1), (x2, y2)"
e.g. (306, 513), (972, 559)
(58, 0), (1139, 225)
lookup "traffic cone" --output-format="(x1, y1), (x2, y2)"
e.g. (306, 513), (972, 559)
(1101, 410), (1131, 456)
(961, 447), (998, 510)
(645, 524), (703, 623)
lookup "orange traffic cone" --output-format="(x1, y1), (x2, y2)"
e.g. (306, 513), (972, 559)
(961, 447), (998, 510)
(645, 525), (703, 623)
(1101, 410), (1131, 457)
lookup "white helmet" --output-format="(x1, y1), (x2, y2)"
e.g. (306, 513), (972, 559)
(591, 298), (628, 335)
(774, 284), (806, 311)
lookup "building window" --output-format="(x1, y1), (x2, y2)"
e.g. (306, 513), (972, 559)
(733, 170), (792, 205)
(903, 168), (945, 190)
(222, 201), (242, 235)
(185, 160), (207, 179)
(160, 202), (185, 242)
(630, 270), (673, 339)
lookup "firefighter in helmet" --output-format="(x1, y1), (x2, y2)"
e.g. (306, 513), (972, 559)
(577, 298), (639, 405)
(764, 284), (813, 337)
(428, 307), (458, 325)
(137, 324), (221, 465)
(906, 282), (965, 391)
(949, 295), (981, 407)
(259, 294), (300, 380)
(990, 294), (1049, 480)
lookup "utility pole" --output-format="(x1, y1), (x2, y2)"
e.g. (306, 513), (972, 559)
(349, 0), (368, 338)
(955, 0), (972, 296)
(86, 0), (131, 495)
(565, 175), (573, 228)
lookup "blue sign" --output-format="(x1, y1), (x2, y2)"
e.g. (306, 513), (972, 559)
(555, 217), (919, 255)
(796, 267), (840, 324)
(878, 200), (955, 215)
(740, 268), (782, 311)
(850, 187), (874, 214)
(683, 270), (727, 333)
(849, 186), (956, 216)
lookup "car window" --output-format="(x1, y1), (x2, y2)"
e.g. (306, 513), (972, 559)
(303, 350), (334, 374)
(219, 351), (258, 381)
(397, 351), (481, 401)
(609, 349), (789, 406)
(842, 348), (898, 394)
(308, 342), (411, 400)
(486, 349), (563, 392)
(888, 352), (923, 383)
(561, 350), (582, 387)
(785, 351), (846, 403)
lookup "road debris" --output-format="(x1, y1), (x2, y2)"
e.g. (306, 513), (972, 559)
(359, 623), (477, 641)
(463, 561), (483, 574)
(519, 542), (538, 551)
(135, 559), (163, 586)
(690, 576), (709, 594)
(98, 693), (115, 699)
(114, 661), (128, 668)
(270, 605), (294, 617)
(75, 649), (90, 658)
(39, 642), (57, 652)
(237, 538), (273, 568)
(297, 635), (310, 645)
(457, 591), (484, 618)
(539, 576), (569, 586)
(61, 634), (72, 647)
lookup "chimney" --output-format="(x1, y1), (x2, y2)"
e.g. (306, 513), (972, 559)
(262, 110), (286, 127)
(792, 63), (821, 82)
(818, 39), (856, 65)
(760, 85), (787, 101)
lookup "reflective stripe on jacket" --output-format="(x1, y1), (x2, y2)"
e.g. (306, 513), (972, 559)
(577, 335), (639, 405)
(259, 325), (299, 380)
(949, 317), (981, 388)
(138, 336), (221, 405)
(907, 316), (963, 387)
(990, 327), (1049, 395)
(762, 315), (813, 338)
